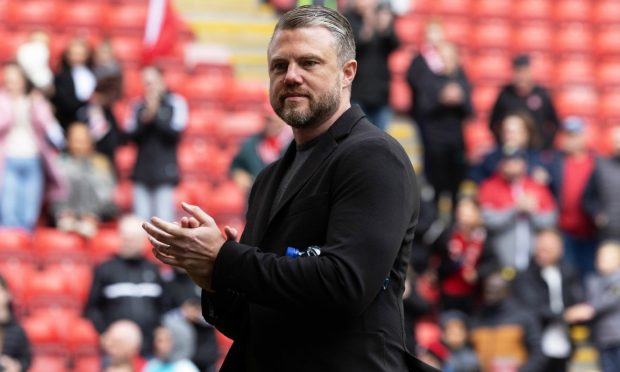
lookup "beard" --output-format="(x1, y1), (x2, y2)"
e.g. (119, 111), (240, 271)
(271, 82), (340, 129)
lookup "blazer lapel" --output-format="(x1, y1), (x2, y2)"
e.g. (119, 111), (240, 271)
(267, 105), (367, 227)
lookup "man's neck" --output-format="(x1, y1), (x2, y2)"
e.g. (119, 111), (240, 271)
(292, 101), (351, 145)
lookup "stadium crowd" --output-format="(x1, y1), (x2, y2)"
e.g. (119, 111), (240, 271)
(0, 0), (619, 371)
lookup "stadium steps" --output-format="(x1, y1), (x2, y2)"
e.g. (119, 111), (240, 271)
(174, 0), (276, 81)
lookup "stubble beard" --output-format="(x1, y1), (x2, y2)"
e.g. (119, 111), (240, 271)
(271, 83), (341, 129)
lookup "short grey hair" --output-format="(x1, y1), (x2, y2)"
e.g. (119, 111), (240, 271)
(271, 5), (356, 65)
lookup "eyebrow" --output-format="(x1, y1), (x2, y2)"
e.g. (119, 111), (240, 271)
(269, 54), (326, 64)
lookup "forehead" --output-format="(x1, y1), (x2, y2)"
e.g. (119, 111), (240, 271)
(268, 26), (337, 61)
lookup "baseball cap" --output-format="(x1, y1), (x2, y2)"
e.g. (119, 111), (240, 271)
(562, 116), (585, 134)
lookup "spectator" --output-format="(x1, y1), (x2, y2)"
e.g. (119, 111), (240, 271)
(512, 229), (584, 372)
(0, 274), (31, 372)
(76, 39), (124, 169)
(85, 215), (167, 355)
(162, 269), (219, 372)
(583, 126), (620, 241)
(124, 65), (188, 223)
(440, 310), (481, 372)
(16, 31), (54, 96)
(101, 319), (146, 372)
(470, 272), (545, 372)
(53, 122), (116, 238)
(468, 110), (545, 185)
(143, 321), (200, 372)
(344, 0), (399, 130)
(52, 37), (96, 129)
(438, 197), (486, 314)
(0, 62), (65, 231)
(545, 117), (598, 276)
(403, 265), (431, 354)
(479, 148), (557, 272)
(565, 241), (620, 372)
(489, 54), (560, 150)
(230, 107), (292, 194)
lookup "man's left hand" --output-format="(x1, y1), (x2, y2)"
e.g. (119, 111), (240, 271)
(143, 202), (227, 291)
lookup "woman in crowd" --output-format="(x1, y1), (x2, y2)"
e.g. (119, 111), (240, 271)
(0, 62), (65, 231)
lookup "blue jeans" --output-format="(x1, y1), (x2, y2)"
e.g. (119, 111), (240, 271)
(600, 345), (620, 372)
(562, 233), (598, 278)
(356, 104), (392, 131)
(133, 183), (175, 222)
(0, 156), (44, 230)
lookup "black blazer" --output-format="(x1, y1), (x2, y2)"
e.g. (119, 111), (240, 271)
(52, 68), (89, 129)
(202, 106), (436, 372)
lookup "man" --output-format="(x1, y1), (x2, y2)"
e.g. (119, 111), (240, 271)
(479, 148), (557, 272)
(490, 54), (560, 150)
(512, 229), (584, 372)
(143, 5), (433, 372)
(545, 117), (598, 276)
(583, 126), (620, 241)
(100, 320), (146, 372)
(344, 0), (399, 130)
(470, 272), (545, 372)
(85, 215), (167, 356)
(124, 65), (188, 223)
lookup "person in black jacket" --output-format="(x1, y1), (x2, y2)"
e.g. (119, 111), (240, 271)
(0, 275), (31, 372)
(124, 65), (188, 223)
(85, 215), (167, 356)
(407, 40), (472, 208)
(512, 229), (584, 372)
(344, 0), (399, 130)
(143, 5), (436, 372)
(52, 37), (96, 129)
(489, 54), (560, 151)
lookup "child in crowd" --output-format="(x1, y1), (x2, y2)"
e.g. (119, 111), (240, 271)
(439, 197), (487, 313)
(441, 311), (481, 372)
(565, 241), (620, 372)
(143, 319), (199, 372)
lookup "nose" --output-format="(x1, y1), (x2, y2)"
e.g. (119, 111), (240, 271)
(284, 63), (303, 85)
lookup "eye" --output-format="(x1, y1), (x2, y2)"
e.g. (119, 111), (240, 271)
(301, 60), (319, 68)
(270, 62), (287, 74)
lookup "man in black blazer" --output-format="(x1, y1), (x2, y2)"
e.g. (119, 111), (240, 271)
(143, 5), (435, 372)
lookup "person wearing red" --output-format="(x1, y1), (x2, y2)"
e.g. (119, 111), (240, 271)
(545, 117), (598, 276)
(439, 197), (487, 313)
(480, 148), (557, 273)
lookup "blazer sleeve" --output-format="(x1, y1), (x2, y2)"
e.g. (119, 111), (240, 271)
(211, 138), (417, 317)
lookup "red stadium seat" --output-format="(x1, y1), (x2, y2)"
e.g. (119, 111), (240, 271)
(114, 180), (134, 213)
(0, 30), (30, 63)
(226, 80), (269, 111)
(595, 26), (620, 57)
(65, 317), (99, 355)
(435, 0), (472, 16)
(185, 74), (231, 106)
(56, 2), (107, 31)
(164, 68), (190, 97)
(110, 36), (144, 66)
(474, 0), (512, 19)
(185, 108), (223, 138)
(600, 90), (620, 122)
(513, 0), (552, 21)
(32, 228), (87, 265)
(205, 182), (246, 217)
(23, 268), (79, 310)
(104, 4), (149, 36)
(389, 78), (412, 113)
(555, 24), (594, 54)
(472, 20), (513, 50)
(393, 15), (423, 47)
(597, 61), (620, 88)
(593, 1), (620, 25)
(554, 0), (592, 23)
(468, 52), (512, 82)
(442, 17), (472, 46)
(215, 111), (264, 143)
(122, 67), (143, 99)
(73, 356), (101, 372)
(47, 262), (93, 305)
(115, 144), (137, 178)
(6, 0), (59, 29)
(514, 22), (553, 53)
(529, 52), (555, 85)
(388, 47), (415, 77)
(28, 356), (68, 372)
(88, 228), (121, 264)
(463, 120), (495, 164)
(556, 87), (598, 117)
(0, 261), (37, 312)
(556, 59), (595, 85)
(472, 84), (500, 116)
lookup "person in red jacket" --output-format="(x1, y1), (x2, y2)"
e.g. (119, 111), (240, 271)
(479, 148), (557, 274)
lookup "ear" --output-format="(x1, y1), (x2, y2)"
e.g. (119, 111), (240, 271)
(341, 59), (357, 89)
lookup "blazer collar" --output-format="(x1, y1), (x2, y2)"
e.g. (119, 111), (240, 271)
(253, 105), (366, 244)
